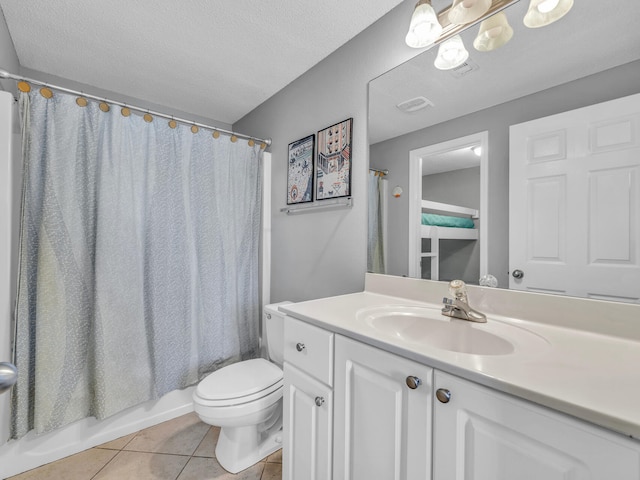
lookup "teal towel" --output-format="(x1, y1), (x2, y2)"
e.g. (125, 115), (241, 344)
(421, 213), (475, 228)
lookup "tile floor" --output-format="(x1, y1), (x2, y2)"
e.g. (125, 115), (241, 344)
(8, 413), (282, 480)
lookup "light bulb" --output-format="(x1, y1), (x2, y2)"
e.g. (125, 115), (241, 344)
(537, 0), (560, 13)
(406, 0), (443, 48)
(434, 35), (469, 70)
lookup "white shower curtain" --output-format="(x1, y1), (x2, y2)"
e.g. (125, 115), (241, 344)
(11, 90), (263, 439)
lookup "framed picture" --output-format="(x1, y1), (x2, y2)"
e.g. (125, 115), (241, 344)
(315, 118), (352, 200)
(287, 134), (315, 204)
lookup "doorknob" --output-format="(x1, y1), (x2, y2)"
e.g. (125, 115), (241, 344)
(0, 362), (17, 395)
(512, 269), (524, 279)
(406, 376), (422, 389)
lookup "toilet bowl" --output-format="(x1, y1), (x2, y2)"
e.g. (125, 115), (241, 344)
(193, 302), (290, 473)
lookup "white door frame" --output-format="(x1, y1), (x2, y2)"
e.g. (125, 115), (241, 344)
(408, 131), (488, 279)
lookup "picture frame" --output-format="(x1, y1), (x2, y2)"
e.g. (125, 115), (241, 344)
(287, 134), (315, 204)
(315, 118), (352, 200)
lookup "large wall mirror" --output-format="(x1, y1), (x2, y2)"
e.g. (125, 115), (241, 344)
(368, 0), (640, 302)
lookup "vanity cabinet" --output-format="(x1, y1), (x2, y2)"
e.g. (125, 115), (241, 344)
(283, 314), (640, 480)
(333, 335), (433, 480)
(433, 371), (640, 480)
(283, 316), (334, 480)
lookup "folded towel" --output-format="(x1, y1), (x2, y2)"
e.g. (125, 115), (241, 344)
(421, 213), (475, 228)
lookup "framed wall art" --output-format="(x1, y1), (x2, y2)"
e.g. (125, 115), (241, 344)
(287, 134), (315, 204)
(316, 118), (352, 200)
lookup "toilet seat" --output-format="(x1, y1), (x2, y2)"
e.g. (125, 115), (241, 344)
(194, 358), (283, 407)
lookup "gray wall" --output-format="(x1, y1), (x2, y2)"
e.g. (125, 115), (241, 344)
(422, 166), (480, 284)
(234, 0), (425, 303)
(371, 59), (640, 287)
(0, 8), (19, 95)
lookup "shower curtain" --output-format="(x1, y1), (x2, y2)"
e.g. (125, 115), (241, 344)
(367, 171), (385, 274)
(11, 90), (263, 439)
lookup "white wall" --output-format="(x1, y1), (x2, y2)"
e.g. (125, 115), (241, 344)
(234, 0), (424, 303)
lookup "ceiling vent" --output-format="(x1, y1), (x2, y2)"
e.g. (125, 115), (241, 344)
(396, 96), (434, 113)
(449, 59), (480, 78)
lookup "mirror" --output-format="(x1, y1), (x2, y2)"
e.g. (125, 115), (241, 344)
(368, 0), (640, 302)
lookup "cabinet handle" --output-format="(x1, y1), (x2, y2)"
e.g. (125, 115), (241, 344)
(296, 342), (306, 352)
(315, 396), (325, 407)
(436, 388), (452, 403)
(512, 269), (524, 279)
(406, 376), (422, 389)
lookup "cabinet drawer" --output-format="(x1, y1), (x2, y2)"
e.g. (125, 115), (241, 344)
(284, 316), (334, 386)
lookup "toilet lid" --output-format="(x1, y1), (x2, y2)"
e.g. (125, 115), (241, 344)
(196, 358), (283, 401)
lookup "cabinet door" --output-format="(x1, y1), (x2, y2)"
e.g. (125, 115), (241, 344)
(333, 335), (433, 480)
(283, 362), (332, 480)
(433, 371), (640, 480)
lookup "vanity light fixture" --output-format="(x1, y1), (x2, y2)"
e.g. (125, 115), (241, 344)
(523, 0), (574, 28)
(448, 0), (492, 25)
(405, 0), (444, 48)
(434, 35), (469, 70)
(473, 12), (513, 51)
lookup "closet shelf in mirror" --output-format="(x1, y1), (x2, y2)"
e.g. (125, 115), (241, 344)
(281, 197), (352, 215)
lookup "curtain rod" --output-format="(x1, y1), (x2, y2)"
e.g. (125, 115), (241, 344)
(0, 68), (272, 148)
(369, 167), (389, 175)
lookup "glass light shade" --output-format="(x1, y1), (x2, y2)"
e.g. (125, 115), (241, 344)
(448, 0), (492, 25)
(473, 12), (514, 51)
(434, 35), (469, 70)
(523, 0), (574, 28)
(405, 0), (444, 48)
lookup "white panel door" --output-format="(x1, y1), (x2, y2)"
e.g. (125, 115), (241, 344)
(433, 371), (640, 480)
(333, 335), (433, 480)
(509, 93), (640, 302)
(283, 363), (332, 480)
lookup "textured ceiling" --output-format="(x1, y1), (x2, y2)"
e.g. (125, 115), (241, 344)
(0, 0), (404, 124)
(370, 0), (640, 144)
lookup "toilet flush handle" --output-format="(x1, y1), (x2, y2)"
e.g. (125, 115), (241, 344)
(295, 343), (306, 352)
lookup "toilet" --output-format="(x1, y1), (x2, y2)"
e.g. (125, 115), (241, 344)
(193, 301), (290, 473)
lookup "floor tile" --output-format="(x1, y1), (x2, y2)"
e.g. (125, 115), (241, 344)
(192, 426), (220, 458)
(261, 462), (282, 480)
(8, 448), (118, 480)
(97, 432), (138, 450)
(124, 413), (210, 456)
(266, 449), (282, 464)
(177, 456), (264, 480)
(93, 450), (189, 480)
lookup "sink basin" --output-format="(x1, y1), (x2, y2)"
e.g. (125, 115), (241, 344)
(356, 305), (548, 356)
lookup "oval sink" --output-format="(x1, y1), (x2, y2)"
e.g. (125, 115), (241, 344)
(357, 305), (548, 356)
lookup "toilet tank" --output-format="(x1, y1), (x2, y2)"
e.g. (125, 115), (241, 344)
(263, 301), (291, 368)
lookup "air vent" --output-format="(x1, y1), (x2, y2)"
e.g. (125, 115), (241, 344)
(449, 59), (480, 78)
(396, 96), (434, 113)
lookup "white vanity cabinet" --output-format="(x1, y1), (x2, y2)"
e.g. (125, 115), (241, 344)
(433, 370), (640, 480)
(333, 335), (433, 480)
(283, 316), (334, 480)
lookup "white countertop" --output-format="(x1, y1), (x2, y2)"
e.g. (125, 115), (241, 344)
(280, 275), (640, 440)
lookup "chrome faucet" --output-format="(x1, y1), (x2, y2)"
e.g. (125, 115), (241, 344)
(441, 280), (487, 323)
